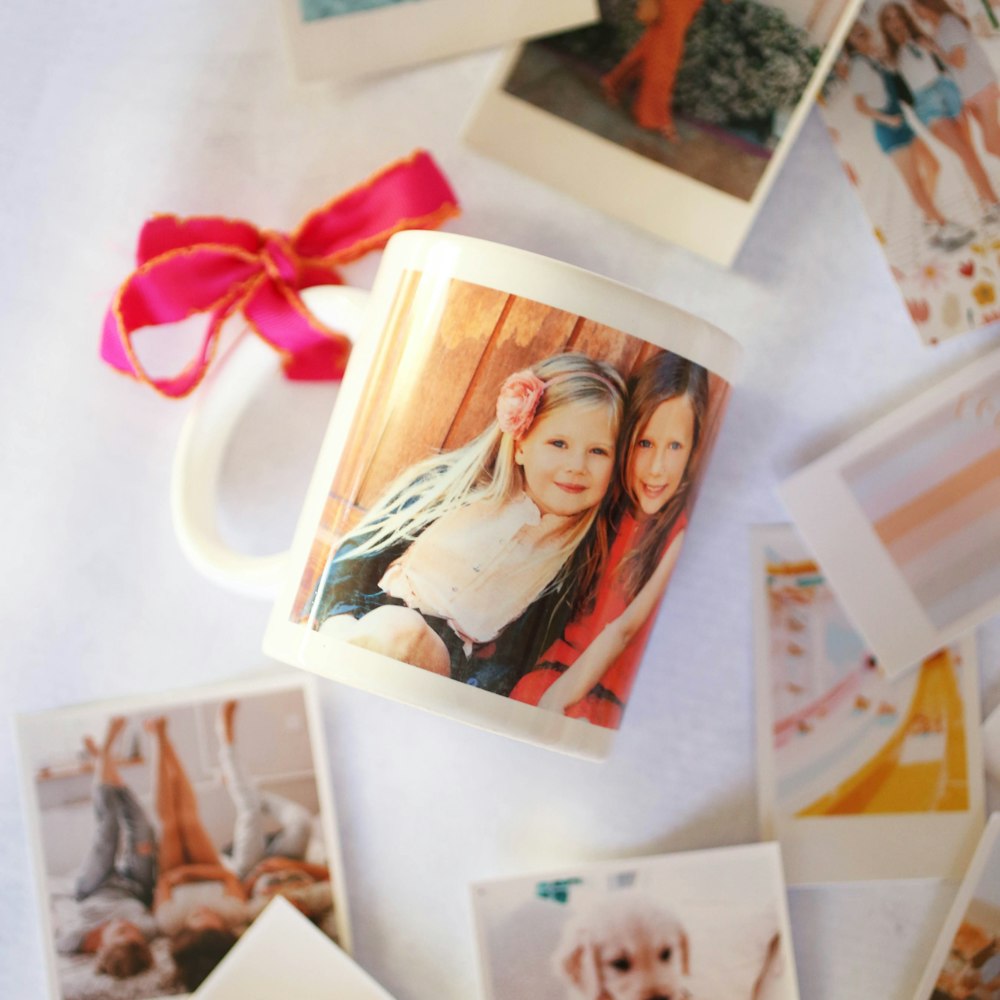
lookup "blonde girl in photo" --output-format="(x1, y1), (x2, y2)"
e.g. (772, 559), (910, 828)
(511, 352), (708, 728)
(310, 352), (627, 696)
(910, 0), (1000, 163)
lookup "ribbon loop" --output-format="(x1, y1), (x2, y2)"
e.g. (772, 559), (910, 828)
(101, 150), (459, 398)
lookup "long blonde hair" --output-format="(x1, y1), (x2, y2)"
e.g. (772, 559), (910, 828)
(333, 352), (627, 597)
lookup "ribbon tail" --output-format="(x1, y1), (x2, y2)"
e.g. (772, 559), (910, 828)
(242, 277), (352, 382)
(292, 150), (460, 264)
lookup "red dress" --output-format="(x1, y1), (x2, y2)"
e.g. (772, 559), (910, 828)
(510, 511), (687, 729)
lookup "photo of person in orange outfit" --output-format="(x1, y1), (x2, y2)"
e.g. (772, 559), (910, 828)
(602, 0), (714, 140)
(493, 0), (848, 206)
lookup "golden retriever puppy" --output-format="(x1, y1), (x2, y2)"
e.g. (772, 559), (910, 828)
(554, 891), (690, 1000)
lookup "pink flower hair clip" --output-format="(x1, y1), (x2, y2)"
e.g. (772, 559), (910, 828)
(496, 370), (547, 440)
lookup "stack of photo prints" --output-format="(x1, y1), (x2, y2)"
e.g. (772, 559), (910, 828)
(17, 0), (1000, 998)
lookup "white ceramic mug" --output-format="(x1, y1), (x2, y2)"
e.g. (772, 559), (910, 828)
(173, 231), (742, 758)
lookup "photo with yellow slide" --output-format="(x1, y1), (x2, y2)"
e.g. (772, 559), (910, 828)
(762, 528), (971, 819)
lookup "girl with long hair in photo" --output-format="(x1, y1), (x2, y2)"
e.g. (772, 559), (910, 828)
(844, 19), (973, 249)
(880, 1), (1000, 222)
(910, 0), (1000, 162)
(601, 0), (707, 140)
(510, 352), (708, 728)
(311, 352), (627, 697)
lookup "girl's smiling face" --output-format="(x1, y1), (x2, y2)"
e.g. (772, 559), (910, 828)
(629, 396), (695, 518)
(882, 5), (911, 44)
(514, 403), (616, 517)
(848, 21), (874, 54)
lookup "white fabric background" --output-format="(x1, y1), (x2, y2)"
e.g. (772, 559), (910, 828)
(1, 3), (999, 998)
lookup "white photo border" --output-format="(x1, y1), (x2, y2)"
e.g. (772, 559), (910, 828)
(278, 0), (599, 83)
(780, 346), (1000, 678)
(910, 814), (1000, 1000)
(16, 671), (351, 1000)
(469, 842), (801, 1000)
(464, 0), (865, 267)
(752, 524), (985, 885)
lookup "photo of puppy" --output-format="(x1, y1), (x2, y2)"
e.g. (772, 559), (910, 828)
(554, 891), (689, 1000)
(471, 844), (797, 1000)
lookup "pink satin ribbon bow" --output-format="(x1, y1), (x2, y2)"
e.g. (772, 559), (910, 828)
(101, 150), (460, 398)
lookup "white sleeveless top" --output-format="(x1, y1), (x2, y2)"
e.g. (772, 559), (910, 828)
(937, 14), (996, 99)
(379, 493), (572, 650)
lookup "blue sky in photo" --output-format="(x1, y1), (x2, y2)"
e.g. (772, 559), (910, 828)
(300, 0), (425, 22)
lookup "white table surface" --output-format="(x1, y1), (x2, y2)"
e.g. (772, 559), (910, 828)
(2, 3), (999, 998)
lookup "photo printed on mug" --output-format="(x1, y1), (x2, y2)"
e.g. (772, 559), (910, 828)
(291, 271), (731, 731)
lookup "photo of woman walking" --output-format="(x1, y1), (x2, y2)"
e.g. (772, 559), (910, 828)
(601, 0), (709, 141)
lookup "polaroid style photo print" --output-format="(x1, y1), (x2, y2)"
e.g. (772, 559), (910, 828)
(471, 843), (799, 1000)
(279, 0), (599, 82)
(781, 345), (1000, 678)
(195, 897), (395, 999)
(752, 524), (984, 885)
(817, 1), (1000, 345)
(465, 0), (864, 265)
(910, 814), (1000, 999)
(16, 674), (348, 1000)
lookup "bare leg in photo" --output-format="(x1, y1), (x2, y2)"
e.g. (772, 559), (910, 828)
(146, 717), (220, 872)
(914, 138), (941, 201)
(893, 141), (948, 225)
(319, 607), (451, 675)
(930, 114), (999, 205)
(967, 83), (1000, 160)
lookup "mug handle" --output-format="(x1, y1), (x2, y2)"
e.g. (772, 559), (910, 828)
(171, 285), (371, 599)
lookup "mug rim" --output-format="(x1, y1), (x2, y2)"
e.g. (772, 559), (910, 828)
(384, 229), (744, 384)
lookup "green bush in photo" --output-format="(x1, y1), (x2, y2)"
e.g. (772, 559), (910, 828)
(673, 0), (819, 128)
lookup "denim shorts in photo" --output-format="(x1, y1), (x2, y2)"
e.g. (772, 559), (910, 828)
(875, 116), (915, 153)
(914, 76), (963, 127)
